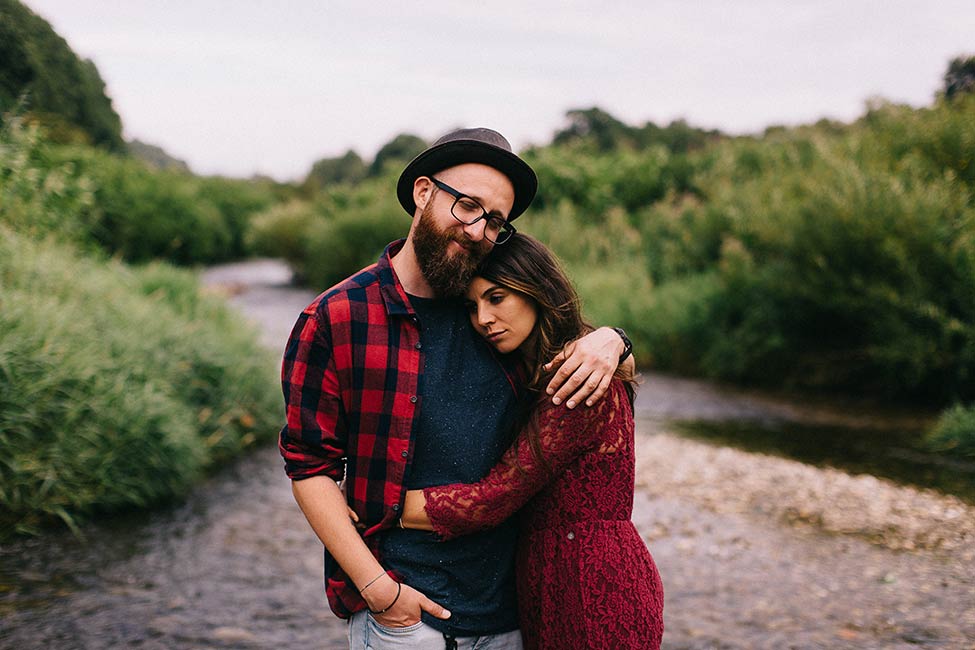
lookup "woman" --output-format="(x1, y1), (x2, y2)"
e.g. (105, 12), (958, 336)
(399, 234), (664, 650)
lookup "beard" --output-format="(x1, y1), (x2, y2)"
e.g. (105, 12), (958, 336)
(412, 202), (490, 297)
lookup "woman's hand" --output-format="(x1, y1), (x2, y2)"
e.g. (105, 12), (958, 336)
(543, 326), (626, 408)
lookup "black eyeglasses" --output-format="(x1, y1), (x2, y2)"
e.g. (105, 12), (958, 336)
(430, 178), (516, 244)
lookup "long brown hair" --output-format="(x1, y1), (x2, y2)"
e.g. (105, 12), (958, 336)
(476, 234), (635, 470)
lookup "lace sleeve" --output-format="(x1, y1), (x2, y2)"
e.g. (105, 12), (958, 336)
(423, 381), (626, 540)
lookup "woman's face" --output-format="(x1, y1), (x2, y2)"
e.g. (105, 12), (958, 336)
(465, 277), (538, 354)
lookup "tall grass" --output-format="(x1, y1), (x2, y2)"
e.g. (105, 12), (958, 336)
(0, 230), (281, 535)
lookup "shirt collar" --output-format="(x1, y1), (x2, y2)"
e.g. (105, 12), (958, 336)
(377, 239), (416, 318)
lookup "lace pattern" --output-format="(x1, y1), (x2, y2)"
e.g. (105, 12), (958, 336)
(423, 380), (664, 649)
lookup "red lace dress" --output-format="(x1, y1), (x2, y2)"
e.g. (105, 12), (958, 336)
(423, 379), (664, 650)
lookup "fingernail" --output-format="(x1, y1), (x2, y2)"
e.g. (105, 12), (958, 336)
(566, 400), (576, 408)
(546, 387), (554, 395)
(552, 396), (561, 405)
(586, 400), (594, 407)
(443, 609), (451, 618)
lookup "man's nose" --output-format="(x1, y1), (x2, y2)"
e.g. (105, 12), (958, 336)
(461, 218), (488, 242)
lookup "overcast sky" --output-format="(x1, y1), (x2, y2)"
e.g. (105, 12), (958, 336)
(23, 1), (975, 181)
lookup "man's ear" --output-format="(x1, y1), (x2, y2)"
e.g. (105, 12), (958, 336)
(412, 176), (435, 216)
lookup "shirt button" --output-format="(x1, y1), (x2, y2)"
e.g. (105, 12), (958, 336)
(409, 395), (417, 403)
(401, 451), (408, 458)
(392, 504), (401, 512)
(414, 342), (422, 350)
(566, 532), (575, 540)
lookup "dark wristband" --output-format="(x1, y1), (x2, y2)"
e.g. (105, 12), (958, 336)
(612, 327), (632, 364)
(369, 581), (402, 614)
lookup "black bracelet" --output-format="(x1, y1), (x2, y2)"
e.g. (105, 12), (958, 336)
(369, 581), (402, 615)
(612, 327), (633, 364)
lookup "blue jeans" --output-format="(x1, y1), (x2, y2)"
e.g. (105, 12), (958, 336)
(348, 611), (523, 650)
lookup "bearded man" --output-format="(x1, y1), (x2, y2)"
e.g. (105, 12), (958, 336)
(279, 128), (631, 650)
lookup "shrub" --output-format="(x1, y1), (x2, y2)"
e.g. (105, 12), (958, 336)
(0, 114), (95, 245)
(926, 405), (975, 459)
(246, 199), (319, 277)
(249, 177), (409, 289)
(0, 228), (281, 536)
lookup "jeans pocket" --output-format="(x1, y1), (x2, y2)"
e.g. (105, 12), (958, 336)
(366, 612), (427, 636)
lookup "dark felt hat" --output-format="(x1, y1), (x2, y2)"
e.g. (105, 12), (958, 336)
(396, 127), (538, 221)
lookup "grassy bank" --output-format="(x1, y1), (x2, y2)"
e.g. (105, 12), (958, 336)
(0, 229), (282, 536)
(1, 116), (283, 536)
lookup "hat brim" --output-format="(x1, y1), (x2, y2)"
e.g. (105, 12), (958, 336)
(397, 140), (537, 222)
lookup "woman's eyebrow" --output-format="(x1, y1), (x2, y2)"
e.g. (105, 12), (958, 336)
(479, 283), (503, 298)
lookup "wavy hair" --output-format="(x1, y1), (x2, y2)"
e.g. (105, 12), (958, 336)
(475, 234), (635, 470)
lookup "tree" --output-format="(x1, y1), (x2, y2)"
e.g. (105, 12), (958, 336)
(369, 133), (427, 176)
(943, 55), (975, 100)
(0, 0), (124, 150)
(302, 149), (367, 193)
(553, 107), (632, 151)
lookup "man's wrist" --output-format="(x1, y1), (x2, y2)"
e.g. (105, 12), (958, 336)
(361, 574), (398, 610)
(612, 327), (632, 364)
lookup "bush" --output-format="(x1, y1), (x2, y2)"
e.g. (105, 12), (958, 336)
(926, 405), (975, 459)
(1, 116), (280, 265)
(246, 199), (319, 276)
(249, 177), (409, 288)
(0, 114), (96, 245)
(0, 228), (281, 536)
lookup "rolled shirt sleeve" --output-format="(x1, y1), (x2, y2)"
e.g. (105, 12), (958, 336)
(279, 307), (347, 481)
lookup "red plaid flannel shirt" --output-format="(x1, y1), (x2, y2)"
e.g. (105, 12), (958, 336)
(278, 239), (517, 618)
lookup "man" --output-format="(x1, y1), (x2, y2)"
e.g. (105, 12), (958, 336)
(279, 128), (632, 649)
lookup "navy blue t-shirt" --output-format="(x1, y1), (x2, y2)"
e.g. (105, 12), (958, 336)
(381, 295), (520, 636)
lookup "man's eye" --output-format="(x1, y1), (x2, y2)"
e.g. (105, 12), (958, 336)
(486, 217), (505, 231)
(457, 199), (481, 213)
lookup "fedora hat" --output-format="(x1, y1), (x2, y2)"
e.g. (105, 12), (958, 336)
(397, 127), (538, 221)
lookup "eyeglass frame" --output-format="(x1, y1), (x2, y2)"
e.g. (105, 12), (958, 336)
(429, 178), (517, 244)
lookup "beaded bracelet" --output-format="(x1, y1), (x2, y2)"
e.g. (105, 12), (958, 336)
(369, 582), (402, 615)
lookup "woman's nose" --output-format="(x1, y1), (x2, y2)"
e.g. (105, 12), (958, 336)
(477, 306), (495, 327)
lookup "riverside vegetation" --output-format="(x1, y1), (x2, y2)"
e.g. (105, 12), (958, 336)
(0, 116), (283, 536)
(250, 91), (975, 464)
(1, 7), (974, 536)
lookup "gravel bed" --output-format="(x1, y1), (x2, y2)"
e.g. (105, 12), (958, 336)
(635, 424), (975, 557)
